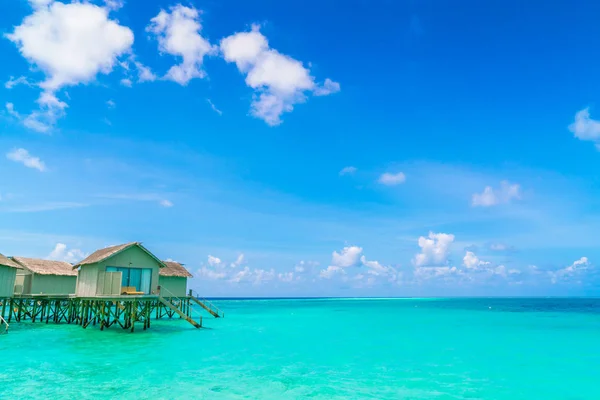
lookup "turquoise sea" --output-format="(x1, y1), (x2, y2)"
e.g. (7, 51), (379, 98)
(1, 298), (599, 399)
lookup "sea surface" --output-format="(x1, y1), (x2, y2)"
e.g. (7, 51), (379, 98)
(1, 298), (599, 399)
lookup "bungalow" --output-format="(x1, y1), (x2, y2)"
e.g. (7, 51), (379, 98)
(74, 242), (166, 297)
(12, 257), (78, 296)
(159, 261), (193, 297)
(0, 253), (22, 298)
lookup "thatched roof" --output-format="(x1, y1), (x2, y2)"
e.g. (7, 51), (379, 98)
(0, 253), (21, 269)
(160, 261), (193, 278)
(74, 242), (167, 269)
(12, 257), (77, 276)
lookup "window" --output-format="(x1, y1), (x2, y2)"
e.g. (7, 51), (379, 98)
(106, 266), (153, 294)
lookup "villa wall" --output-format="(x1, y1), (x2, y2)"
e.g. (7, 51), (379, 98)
(0, 265), (17, 297)
(158, 276), (188, 297)
(30, 274), (77, 295)
(76, 246), (161, 297)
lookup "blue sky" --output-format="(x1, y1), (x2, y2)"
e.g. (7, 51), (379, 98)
(1, 0), (600, 297)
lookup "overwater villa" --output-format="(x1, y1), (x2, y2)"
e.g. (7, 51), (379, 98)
(0, 242), (222, 334)
(159, 261), (193, 297)
(0, 254), (21, 298)
(12, 257), (77, 296)
(74, 242), (165, 297)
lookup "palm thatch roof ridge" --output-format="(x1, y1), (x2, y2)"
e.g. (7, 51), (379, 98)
(160, 261), (193, 278)
(74, 242), (167, 269)
(0, 253), (22, 269)
(12, 257), (77, 276)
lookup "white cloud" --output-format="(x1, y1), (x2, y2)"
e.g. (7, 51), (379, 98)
(331, 246), (363, 268)
(462, 251), (490, 269)
(230, 266), (275, 284)
(135, 61), (157, 82)
(360, 255), (388, 276)
(6, 1), (134, 131)
(294, 260), (318, 273)
(220, 25), (339, 126)
(207, 255), (222, 267)
(7, 2), (133, 91)
(314, 78), (341, 96)
(29, 0), (53, 8)
(278, 271), (295, 282)
(120, 78), (132, 87)
(319, 265), (345, 279)
(378, 172), (406, 186)
(6, 103), (20, 118)
(159, 199), (173, 207)
(5, 76), (32, 89)
(106, 99), (116, 108)
(569, 108), (600, 145)
(147, 4), (216, 85)
(339, 166), (357, 176)
(549, 257), (590, 284)
(489, 243), (508, 251)
(414, 265), (458, 280)
(48, 243), (86, 263)
(197, 267), (227, 280)
(230, 254), (245, 268)
(413, 232), (454, 267)
(472, 181), (521, 207)
(6, 148), (47, 172)
(104, 0), (124, 11)
(207, 99), (223, 115)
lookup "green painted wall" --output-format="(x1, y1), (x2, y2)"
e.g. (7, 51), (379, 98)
(14, 271), (32, 295)
(30, 274), (77, 295)
(76, 245), (162, 297)
(158, 276), (188, 297)
(0, 265), (17, 297)
(76, 264), (99, 297)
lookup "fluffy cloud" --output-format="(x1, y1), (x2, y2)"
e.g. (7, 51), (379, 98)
(230, 254), (245, 268)
(319, 265), (346, 279)
(6, 1), (134, 131)
(378, 172), (406, 186)
(413, 232), (455, 267)
(331, 246), (363, 268)
(207, 255), (222, 267)
(414, 266), (458, 280)
(48, 243), (86, 263)
(5, 76), (32, 89)
(220, 25), (339, 126)
(463, 251), (490, 269)
(549, 257), (590, 284)
(230, 267), (275, 284)
(6, 148), (47, 172)
(472, 181), (521, 207)
(569, 108), (600, 147)
(147, 4), (216, 85)
(339, 166), (357, 176)
(197, 267), (227, 280)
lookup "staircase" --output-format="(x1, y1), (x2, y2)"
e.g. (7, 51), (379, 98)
(157, 295), (202, 328)
(0, 315), (9, 334)
(189, 289), (224, 318)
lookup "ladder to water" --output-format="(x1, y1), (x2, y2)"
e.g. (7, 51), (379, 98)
(157, 287), (204, 328)
(188, 289), (224, 318)
(0, 315), (9, 334)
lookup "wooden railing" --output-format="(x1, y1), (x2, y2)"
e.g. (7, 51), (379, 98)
(188, 289), (224, 318)
(157, 286), (203, 328)
(0, 315), (9, 334)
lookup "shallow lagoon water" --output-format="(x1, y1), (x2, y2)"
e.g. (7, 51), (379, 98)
(1, 298), (599, 399)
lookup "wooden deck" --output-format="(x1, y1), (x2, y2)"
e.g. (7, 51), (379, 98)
(0, 295), (216, 333)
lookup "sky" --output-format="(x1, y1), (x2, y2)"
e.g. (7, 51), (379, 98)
(1, 0), (600, 297)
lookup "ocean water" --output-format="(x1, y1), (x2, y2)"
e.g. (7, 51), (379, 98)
(1, 298), (599, 399)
